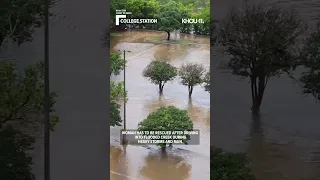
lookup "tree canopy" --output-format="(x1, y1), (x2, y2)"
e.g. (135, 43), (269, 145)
(0, 0), (57, 46)
(110, 81), (127, 102)
(143, 60), (177, 93)
(110, 79), (126, 127)
(192, 2), (210, 35)
(155, 1), (182, 40)
(300, 24), (320, 101)
(138, 106), (193, 150)
(110, 0), (210, 36)
(110, 101), (122, 126)
(0, 60), (59, 180)
(219, 4), (306, 114)
(110, 52), (125, 76)
(0, 60), (58, 131)
(179, 63), (205, 96)
(0, 126), (35, 180)
(126, 0), (160, 20)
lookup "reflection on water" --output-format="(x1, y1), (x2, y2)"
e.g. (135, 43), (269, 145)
(153, 44), (185, 61)
(140, 151), (191, 180)
(110, 145), (195, 180)
(110, 146), (129, 180)
(110, 30), (210, 180)
(212, 1), (320, 179)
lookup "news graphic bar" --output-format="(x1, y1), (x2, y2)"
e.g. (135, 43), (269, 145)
(120, 130), (200, 145)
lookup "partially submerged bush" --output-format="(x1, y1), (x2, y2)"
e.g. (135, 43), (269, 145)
(211, 147), (256, 180)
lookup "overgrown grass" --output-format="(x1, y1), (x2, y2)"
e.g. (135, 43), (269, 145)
(111, 33), (122, 37)
(178, 39), (192, 45)
(145, 36), (163, 43)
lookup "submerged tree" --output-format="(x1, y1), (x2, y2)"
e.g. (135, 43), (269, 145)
(143, 60), (177, 93)
(300, 23), (320, 101)
(179, 63), (205, 97)
(219, 4), (306, 114)
(138, 106), (193, 151)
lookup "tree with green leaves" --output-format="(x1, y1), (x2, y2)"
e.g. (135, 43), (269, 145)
(110, 0), (127, 27)
(203, 69), (210, 93)
(192, 3), (210, 35)
(0, 60), (59, 132)
(143, 60), (177, 93)
(179, 63), (205, 97)
(0, 0), (57, 46)
(219, 4), (306, 114)
(300, 23), (320, 101)
(110, 51), (127, 127)
(0, 126), (35, 180)
(110, 52), (125, 76)
(110, 81), (127, 102)
(155, 0), (183, 40)
(126, 0), (160, 20)
(177, 3), (193, 34)
(110, 101), (122, 126)
(0, 61), (59, 180)
(138, 106), (193, 151)
(110, 81), (127, 127)
(211, 146), (256, 180)
(126, 0), (160, 29)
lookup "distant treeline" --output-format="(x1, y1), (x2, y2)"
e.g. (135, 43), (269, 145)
(110, 0), (210, 36)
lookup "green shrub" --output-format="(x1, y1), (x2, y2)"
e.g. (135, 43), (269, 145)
(211, 147), (256, 180)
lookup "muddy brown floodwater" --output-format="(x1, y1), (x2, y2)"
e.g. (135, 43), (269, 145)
(110, 30), (210, 180)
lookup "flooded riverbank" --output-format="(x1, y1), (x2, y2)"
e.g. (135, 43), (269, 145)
(110, 30), (210, 180)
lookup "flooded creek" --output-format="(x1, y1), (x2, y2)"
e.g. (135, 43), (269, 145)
(110, 30), (210, 180)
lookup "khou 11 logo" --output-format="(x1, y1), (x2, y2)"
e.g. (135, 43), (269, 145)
(181, 18), (204, 24)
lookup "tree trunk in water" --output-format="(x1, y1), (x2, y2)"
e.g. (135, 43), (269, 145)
(161, 145), (166, 153)
(188, 86), (193, 97)
(252, 99), (260, 115)
(250, 75), (266, 115)
(251, 77), (260, 115)
(159, 83), (163, 93)
(166, 31), (170, 40)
